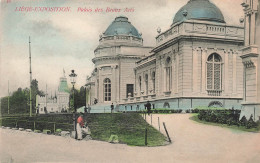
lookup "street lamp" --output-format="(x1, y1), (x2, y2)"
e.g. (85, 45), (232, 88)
(69, 70), (77, 139)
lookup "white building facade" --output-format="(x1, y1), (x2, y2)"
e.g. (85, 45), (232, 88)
(86, 16), (152, 109)
(241, 0), (260, 120)
(86, 0), (246, 112)
(37, 73), (70, 114)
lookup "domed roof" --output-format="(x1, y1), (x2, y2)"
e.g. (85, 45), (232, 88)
(172, 0), (225, 25)
(104, 16), (141, 38)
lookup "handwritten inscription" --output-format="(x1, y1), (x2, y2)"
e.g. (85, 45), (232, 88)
(77, 7), (134, 13)
(14, 6), (134, 13)
(15, 7), (71, 12)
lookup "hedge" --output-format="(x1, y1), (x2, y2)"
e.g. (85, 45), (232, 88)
(197, 109), (259, 129)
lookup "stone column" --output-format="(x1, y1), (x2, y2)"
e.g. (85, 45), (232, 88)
(176, 53), (179, 94)
(232, 51), (237, 95)
(245, 14), (250, 46)
(224, 50), (229, 96)
(98, 67), (103, 103)
(250, 12), (256, 45)
(201, 48), (207, 94)
(193, 48), (199, 93)
(111, 65), (117, 102)
(172, 54), (176, 94)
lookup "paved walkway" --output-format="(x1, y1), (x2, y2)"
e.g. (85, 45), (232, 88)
(1, 114), (260, 163)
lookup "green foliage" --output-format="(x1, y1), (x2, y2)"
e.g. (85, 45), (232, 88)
(191, 108), (199, 113)
(246, 115), (257, 129)
(69, 86), (87, 111)
(1, 79), (44, 115)
(149, 108), (182, 114)
(240, 116), (247, 126)
(191, 115), (260, 132)
(88, 113), (166, 146)
(186, 109), (191, 113)
(197, 109), (259, 129)
(195, 106), (226, 110)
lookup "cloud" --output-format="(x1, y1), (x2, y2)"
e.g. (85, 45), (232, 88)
(30, 19), (62, 36)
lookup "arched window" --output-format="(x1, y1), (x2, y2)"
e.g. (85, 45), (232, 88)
(163, 102), (170, 108)
(208, 101), (223, 107)
(165, 57), (172, 91)
(104, 78), (111, 101)
(145, 74), (148, 95)
(152, 71), (156, 93)
(207, 53), (222, 90)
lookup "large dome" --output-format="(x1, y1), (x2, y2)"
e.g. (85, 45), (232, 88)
(104, 16), (141, 38)
(172, 0), (225, 25)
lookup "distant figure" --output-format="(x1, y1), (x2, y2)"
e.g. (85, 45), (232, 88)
(84, 106), (88, 113)
(146, 101), (151, 115)
(88, 105), (91, 113)
(94, 98), (98, 104)
(76, 113), (88, 140)
(44, 107), (48, 114)
(111, 103), (114, 113)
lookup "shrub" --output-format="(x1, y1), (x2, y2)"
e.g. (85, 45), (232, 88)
(246, 115), (257, 129)
(186, 109), (191, 113)
(178, 109), (182, 113)
(240, 116), (247, 126)
(192, 108), (199, 113)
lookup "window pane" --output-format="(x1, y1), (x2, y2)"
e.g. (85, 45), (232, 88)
(207, 63), (213, 89)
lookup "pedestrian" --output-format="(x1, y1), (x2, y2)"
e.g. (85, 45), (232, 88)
(84, 106), (87, 113)
(146, 101), (151, 115)
(111, 103), (114, 113)
(76, 113), (88, 140)
(88, 104), (91, 113)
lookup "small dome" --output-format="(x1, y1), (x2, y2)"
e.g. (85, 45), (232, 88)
(172, 0), (225, 25)
(104, 16), (141, 38)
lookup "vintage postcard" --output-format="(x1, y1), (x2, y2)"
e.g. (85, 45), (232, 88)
(1, 0), (260, 162)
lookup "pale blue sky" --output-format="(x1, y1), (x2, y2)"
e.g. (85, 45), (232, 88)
(0, 0), (244, 97)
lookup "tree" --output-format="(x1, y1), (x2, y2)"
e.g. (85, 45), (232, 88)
(69, 86), (86, 112)
(1, 79), (44, 115)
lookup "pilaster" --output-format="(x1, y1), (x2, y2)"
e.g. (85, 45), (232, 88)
(201, 48), (207, 94)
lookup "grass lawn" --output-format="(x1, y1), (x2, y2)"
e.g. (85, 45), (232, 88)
(190, 114), (260, 133)
(87, 113), (167, 146)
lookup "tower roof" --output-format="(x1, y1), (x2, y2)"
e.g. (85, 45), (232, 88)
(58, 77), (69, 93)
(172, 0), (225, 25)
(103, 16), (141, 38)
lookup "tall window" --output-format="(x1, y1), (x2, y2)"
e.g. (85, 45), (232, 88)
(104, 78), (111, 101)
(207, 53), (222, 90)
(145, 74), (148, 95)
(152, 71), (156, 93)
(165, 57), (172, 91)
(139, 76), (142, 92)
(126, 84), (134, 98)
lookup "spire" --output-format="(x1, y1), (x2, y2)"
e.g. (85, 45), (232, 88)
(63, 68), (65, 77)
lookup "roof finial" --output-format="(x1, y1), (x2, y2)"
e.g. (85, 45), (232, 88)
(63, 68), (65, 77)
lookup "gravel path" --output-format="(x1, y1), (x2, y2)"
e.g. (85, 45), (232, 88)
(1, 114), (260, 163)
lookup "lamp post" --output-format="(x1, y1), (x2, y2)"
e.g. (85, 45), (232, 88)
(69, 70), (77, 139)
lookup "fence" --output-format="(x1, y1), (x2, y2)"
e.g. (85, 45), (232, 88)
(1, 113), (168, 146)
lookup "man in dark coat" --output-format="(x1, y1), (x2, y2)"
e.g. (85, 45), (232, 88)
(146, 101), (151, 115)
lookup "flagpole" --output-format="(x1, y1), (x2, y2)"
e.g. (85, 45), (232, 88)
(29, 36), (32, 117)
(8, 80), (10, 114)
